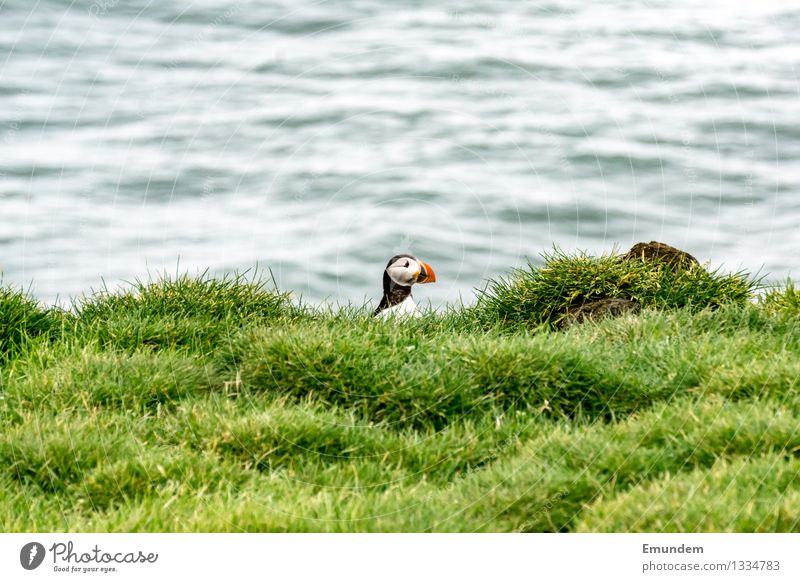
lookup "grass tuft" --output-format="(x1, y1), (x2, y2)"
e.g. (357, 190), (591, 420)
(472, 247), (757, 328)
(760, 279), (800, 317)
(74, 271), (296, 353)
(0, 285), (60, 362)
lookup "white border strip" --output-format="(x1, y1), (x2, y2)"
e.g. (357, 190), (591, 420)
(1, 534), (797, 581)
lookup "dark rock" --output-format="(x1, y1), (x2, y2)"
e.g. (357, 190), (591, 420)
(559, 298), (641, 330)
(622, 241), (699, 270)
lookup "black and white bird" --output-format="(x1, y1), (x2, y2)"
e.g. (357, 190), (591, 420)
(374, 254), (437, 318)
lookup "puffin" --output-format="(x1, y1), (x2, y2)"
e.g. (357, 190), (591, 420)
(374, 254), (437, 318)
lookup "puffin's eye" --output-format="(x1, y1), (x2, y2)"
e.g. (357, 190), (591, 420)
(404, 261), (409, 267)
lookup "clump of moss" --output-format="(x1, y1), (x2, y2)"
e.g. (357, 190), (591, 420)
(473, 247), (757, 328)
(0, 286), (60, 362)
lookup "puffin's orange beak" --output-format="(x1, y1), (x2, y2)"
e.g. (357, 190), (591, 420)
(417, 261), (436, 284)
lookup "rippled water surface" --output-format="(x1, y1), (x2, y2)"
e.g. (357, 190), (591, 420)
(1, 0), (798, 307)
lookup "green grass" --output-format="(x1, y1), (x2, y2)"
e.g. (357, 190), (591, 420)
(72, 270), (297, 354)
(576, 455), (800, 532)
(472, 247), (755, 328)
(0, 284), (61, 362)
(1, 254), (798, 532)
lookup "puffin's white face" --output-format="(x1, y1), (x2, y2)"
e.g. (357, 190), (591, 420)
(385, 256), (436, 287)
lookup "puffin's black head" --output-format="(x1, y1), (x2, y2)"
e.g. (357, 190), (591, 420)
(375, 255), (437, 315)
(383, 254), (437, 290)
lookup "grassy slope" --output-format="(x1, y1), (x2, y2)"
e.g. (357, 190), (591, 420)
(1, 258), (799, 532)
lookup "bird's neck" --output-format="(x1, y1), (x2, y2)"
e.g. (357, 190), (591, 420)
(382, 272), (412, 307)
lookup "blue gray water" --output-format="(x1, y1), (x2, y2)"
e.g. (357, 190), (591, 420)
(1, 0), (799, 308)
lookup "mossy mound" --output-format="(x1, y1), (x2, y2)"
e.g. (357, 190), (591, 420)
(474, 246), (756, 328)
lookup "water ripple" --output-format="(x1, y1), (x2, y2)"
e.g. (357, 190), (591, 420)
(0, 0), (798, 305)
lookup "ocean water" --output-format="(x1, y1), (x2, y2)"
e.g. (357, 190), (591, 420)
(1, 0), (798, 308)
